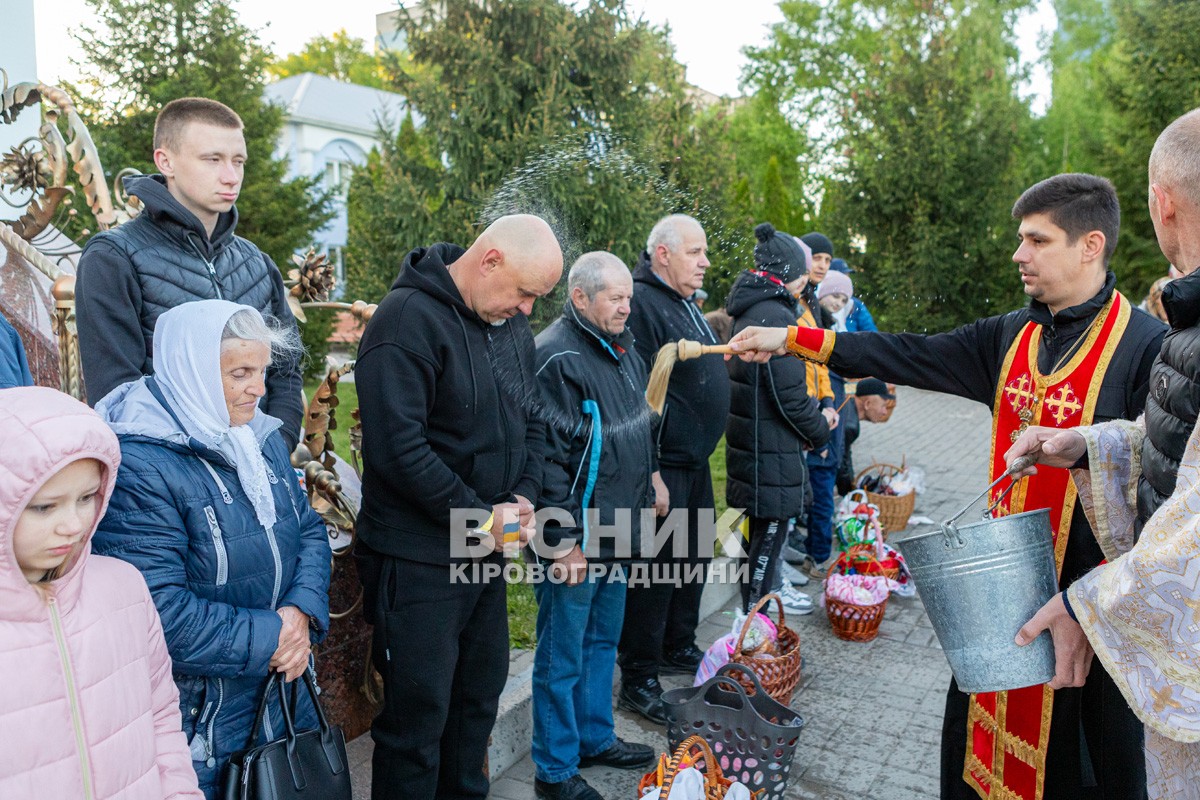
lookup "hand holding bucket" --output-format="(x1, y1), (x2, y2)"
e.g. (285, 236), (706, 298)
(892, 458), (1059, 693)
(1005, 426), (1088, 478)
(1015, 592), (1094, 689)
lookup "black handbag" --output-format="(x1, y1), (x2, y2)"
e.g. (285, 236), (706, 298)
(222, 672), (351, 800)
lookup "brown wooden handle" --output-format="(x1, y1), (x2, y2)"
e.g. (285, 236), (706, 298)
(677, 340), (734, 360)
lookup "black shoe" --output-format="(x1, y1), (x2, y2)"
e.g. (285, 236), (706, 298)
(660, 644), (704, 676)
(579, 738), (656, 770)
(618, 677), (667, 725)
(534, 774), (604, 800)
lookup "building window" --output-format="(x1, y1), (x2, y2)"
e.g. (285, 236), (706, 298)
(330, 246), (345, 300)
(324, 160), (353, 200)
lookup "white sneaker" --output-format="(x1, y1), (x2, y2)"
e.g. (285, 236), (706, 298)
(782, 544), (808, 564)
(771, 580), (814, 615)
(780, 561), (810, 587)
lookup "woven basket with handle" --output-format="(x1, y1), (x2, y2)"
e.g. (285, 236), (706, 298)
(824, 544), (889, 642)
(825, 594), (888, 642)
(638, 735), (764, 800)
(730, 594), (802, 705)
(855, 461), (916, 537)
(828, 542), (900, 582)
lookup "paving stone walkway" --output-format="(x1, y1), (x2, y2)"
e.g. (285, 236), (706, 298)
(349, 386), (995, 799)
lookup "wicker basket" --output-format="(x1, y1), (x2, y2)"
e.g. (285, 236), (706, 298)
(662, 664), (803, 800)
(825, 594), (888, 642)
(638, 735), (764, 799)
(829, 542), (900, 582)
(730, 594), (803, 705)
(855, 462), (917, 536)
(825, 544), (890, 642)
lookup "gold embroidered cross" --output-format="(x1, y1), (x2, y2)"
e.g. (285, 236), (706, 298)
(1004, 374), (1035, 413)
(1045, 384), (1082, 425)
(1150, 684), (1183, 715)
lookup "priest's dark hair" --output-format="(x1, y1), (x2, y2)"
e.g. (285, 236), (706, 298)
(1011, 173), (1120, 266)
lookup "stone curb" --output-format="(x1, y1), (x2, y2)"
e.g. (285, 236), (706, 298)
(485, 555), (742, 778)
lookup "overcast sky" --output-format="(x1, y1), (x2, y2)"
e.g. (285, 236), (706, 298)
(33, 0), (1054, 105)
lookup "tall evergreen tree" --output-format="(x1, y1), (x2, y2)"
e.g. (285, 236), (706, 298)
(346, 0), (706, 327)
(1102, 0), (1200, 293)
(759, 156), (795, 235)
(345, 112), (455, 304)
(746, 0), (1035, 332)
(723, 92), (815, 230)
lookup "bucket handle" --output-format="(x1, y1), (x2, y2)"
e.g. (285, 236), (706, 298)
(939, 455), (1035, 547)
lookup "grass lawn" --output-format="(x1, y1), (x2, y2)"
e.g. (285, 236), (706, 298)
(304, 378), (729, 651)
(507, 568), (539, 650)
(304, 377), (359, 459)
(710, 435), (728, 521)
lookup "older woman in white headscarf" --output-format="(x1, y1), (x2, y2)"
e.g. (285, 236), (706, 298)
(92, 300), (331, 800)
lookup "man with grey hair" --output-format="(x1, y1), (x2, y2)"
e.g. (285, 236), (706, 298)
(530, 250), (664, 799)
(618, 214), (730, 724)
(1008, 107), (1200, 797)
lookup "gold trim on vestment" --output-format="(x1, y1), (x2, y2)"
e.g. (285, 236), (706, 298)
(968, 292), (1132, 800)
(785, 325), (835, 363)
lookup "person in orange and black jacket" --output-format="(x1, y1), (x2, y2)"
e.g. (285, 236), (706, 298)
(792, 232), (841, 578)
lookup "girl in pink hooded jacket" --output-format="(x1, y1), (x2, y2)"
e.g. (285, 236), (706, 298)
(0, 386), (201, 799)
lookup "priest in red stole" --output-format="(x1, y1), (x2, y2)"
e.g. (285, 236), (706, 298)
(726, 173), (1165, 800)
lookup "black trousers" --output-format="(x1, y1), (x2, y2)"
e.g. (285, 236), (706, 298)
(740, 516), (785, 613)
(357, 543), (509, 800)
(618, 463), (714, 682)
(940, 668), (1146, 800)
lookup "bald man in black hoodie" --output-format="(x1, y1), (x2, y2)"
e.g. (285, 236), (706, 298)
(354, 215), (562, 799)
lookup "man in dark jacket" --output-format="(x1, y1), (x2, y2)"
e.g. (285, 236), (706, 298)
(618, 213), (731, 724)
(728, 173), (1165, 800)
(75, 98), (303, 449)
(530, 252), (662, 800)
(726, 223), (831, 614)
(835, 378), (895, 495)
(354, 214), (562, 800)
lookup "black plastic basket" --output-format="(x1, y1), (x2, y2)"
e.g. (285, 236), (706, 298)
(662, 663), (804, 800)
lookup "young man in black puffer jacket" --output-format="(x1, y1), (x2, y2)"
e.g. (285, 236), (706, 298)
(75, 98), (304, 449)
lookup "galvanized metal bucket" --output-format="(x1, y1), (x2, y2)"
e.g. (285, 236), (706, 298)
(894, 507), (1058, 693)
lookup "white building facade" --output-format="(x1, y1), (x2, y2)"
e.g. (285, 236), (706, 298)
(0, 0), (41, 155)
(264, 73), (409, 294)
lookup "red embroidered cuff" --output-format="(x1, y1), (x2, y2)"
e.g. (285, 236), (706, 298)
(786, 325), (835, 363)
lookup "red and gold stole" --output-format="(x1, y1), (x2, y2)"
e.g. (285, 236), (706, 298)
(966, 291), (1130, 800)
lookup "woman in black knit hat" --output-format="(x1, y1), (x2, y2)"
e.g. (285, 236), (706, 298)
(723, 223), (834, 615)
